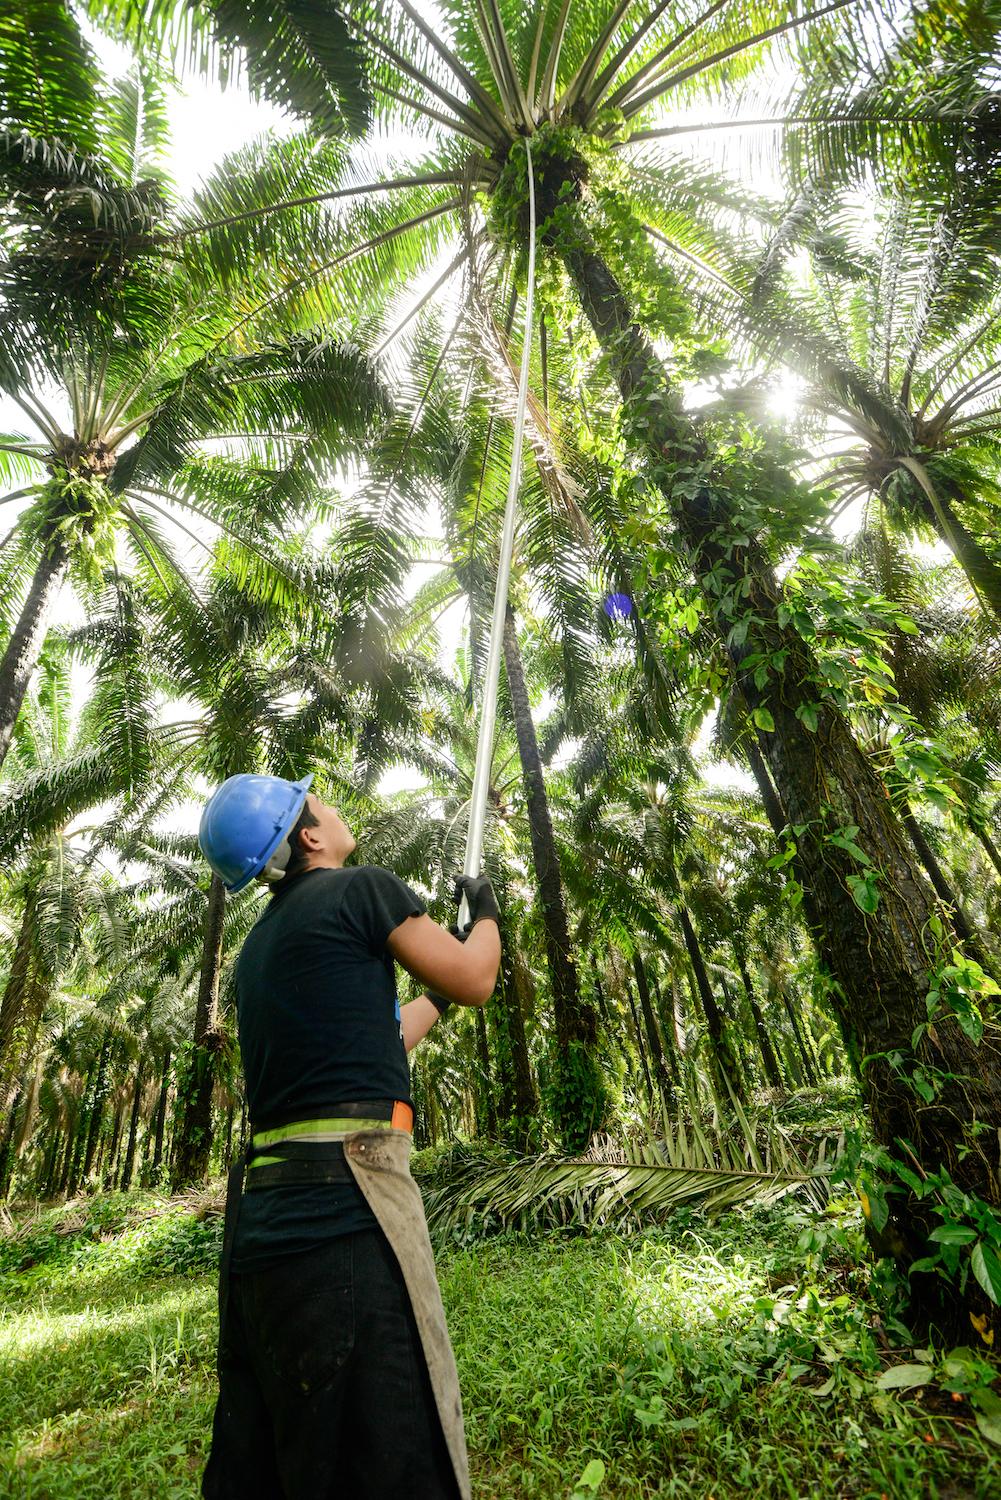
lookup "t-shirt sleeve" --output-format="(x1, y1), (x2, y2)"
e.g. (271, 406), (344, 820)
(341, 867), (427, 954)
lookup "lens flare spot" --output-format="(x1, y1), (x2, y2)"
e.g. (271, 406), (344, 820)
(603, 592), (633, 621)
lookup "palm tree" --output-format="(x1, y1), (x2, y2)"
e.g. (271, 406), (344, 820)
(0, 646), (141, 1119)
(0, 26), (388, 768)
(705, 181), (1001, 619)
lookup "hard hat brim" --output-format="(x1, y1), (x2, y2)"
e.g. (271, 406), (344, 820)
(228, 772), (314, 892)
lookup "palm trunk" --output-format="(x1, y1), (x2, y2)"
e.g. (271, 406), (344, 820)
(781, 990), (820, 1087)
(105, 1108), (124, 1187)
(914, 481), (1001, 622)
(621, 972), (654, 1098)
(494, 927), (538, 1151)
(58, 1100), (79, 1194)
(41, 1127), (61, 1198)
(678, 906), (744, 1103)
(734, 941), (783, 1091)
(720, 975), (753, 1095)
(591, 962), (612, 1029)
(150, 1046), (171, 1181)
(631, 952), (674, 1104)
(0, 894), (36, 1116)
(650, 975), (680, 1078)
(970, 818), (1001, 881)
(119, 1063), (145, 1192)
(502, 606), (604, 1148)
(0, 540), (69, 769)
(82, 1033), (112, 1182)
(899, 801), (992, 968)
(562, 223), (1001, 1328)
(501, 607), (589, 1051)
(0, 1085), (21, 1197)
(473, 1007), (497, 1137)
(172, 874), (226, 1188)
(222, 1102), (235, 1170)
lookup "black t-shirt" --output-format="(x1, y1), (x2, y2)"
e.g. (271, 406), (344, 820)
(230, 864), (426, 1272)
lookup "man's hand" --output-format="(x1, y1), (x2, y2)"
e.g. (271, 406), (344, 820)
(453, 874), (500, 929)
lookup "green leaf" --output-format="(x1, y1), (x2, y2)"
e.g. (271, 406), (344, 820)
(893, 1164), (926, 1196)
(875, 1363), (935, 1390)
(847, 873), (880, 914)
(974, 1390), (1001, 1446)
(751, 706), (775, 733)
(571, 1458), (607, 1496)
(0, 1), (100, 152)
(929, 1224), (978, 1245)
(971, 1242), (1001, 1306)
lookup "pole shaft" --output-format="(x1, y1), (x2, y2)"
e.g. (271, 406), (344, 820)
(460, 140), (537, 919)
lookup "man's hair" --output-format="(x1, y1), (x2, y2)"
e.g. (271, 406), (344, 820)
(276, 799), (320, 887)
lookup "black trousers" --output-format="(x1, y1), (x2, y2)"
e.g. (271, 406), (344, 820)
(201, 1227), (460, 1500)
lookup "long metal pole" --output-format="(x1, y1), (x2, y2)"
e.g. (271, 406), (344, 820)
(459, 138), (537, 923)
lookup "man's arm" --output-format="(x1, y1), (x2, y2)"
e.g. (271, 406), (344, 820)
(387, 914), (500, 1006)
(400, 994), (443, 1053)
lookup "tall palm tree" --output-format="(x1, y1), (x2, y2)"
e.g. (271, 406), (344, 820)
(0, 20), (387, 766)
(704, 180), (1001, 618)
(0, 646), (139, 1118)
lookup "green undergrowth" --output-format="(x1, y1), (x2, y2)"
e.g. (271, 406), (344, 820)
(1, 1190), (999, 1498)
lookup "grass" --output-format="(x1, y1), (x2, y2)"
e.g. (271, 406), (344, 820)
(1, 1190), (999, 1498)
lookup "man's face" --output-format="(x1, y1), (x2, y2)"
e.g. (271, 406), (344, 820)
(304, 793), (357, 865)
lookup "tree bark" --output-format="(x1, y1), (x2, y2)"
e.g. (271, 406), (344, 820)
(631, 951), (674, 1104)
(172, 875), (227, 1188)
(913, 481), (1001, 623)
(501, 607), (593, 1053)
(82, 1032), (112, 1182)
(899, 801), (992, 968)
(734, 939), (783, 1091)
(0, 1084), (20, 1198)
(562, 222), (1001, 1328)
(678, 906), (744, 1102)
(621, 972), (654, 1099)
(0, 894), (37, 1117)
(105, 1107), (124, 1187)
(970, 818), (1001, 881)
(473, 1007), (497, 1137)
(0, 540), (69, 770)
(494, 929), (538, 1151)
(780, 989), (820, 1087)
(119, 1063), (145, 1192)
(150, 1046), (171, 1181)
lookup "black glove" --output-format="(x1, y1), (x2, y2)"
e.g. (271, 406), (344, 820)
(453, 874), (500, 930)
(426, 927), (468, 1015)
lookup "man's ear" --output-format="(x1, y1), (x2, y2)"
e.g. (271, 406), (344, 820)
(298, 821), (323, 853)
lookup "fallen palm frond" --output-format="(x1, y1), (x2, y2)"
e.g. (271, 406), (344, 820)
(423, 1131), (835, 1244)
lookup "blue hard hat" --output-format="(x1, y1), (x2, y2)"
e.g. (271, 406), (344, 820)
(198, 772), (314, 893)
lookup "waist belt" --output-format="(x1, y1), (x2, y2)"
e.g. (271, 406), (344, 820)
(245, 1099), (413, 1192)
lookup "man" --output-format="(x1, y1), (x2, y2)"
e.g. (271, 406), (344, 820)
(197, 770), (501, 1500)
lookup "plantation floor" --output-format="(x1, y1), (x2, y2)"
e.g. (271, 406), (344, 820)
(0, 1192), (998, 1498)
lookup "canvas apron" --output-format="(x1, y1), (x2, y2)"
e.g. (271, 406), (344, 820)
(218, 1124), (471, 1500)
